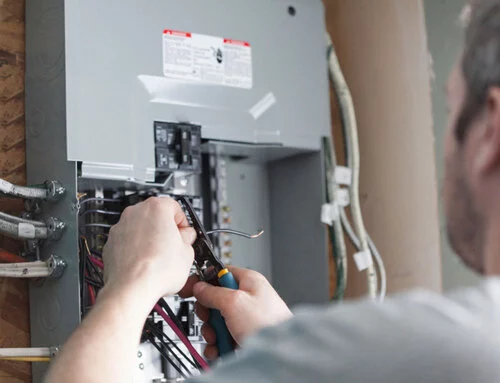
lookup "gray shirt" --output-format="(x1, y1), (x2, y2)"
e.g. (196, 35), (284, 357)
(190, 278), (500, 382)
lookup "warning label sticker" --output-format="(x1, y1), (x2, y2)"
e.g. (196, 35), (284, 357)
(162, 29), (253, 89)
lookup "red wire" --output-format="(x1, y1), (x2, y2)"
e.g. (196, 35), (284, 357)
(88, 285), (96, 305)
(89, 255), (208, 369)
(89, 255), (104, 269)
(154, 304), (209, 370)
(0, 249), (27, 263)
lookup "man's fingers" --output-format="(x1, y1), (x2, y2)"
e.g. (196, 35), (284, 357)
(178, 275), (199, 298)
(204, 345), (218, 361)
(195, 301), (209, 322)
(193, 282), (229, 310)
(179, 227), (197, 245)
(201, 323), (216, 344)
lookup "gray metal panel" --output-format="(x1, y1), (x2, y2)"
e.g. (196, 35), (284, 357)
(64, 0), (330, 180)
(26, 0), (80, 381)
(226, 161), (272, 280)
(268, 151), (329, 307)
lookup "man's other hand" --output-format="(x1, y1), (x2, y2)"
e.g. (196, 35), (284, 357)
(102, 197), (196, 306)
(180, 267), (293, 360)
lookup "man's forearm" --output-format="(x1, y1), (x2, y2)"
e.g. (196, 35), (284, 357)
(45, 283), (154, 383)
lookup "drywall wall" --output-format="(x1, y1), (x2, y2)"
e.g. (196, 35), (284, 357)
(0, 0), (31, 382)
(324, 0), (442, 297)
(423, 0), (481, 291)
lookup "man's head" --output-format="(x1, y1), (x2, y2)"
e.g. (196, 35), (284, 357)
(444, 0), (500, 274)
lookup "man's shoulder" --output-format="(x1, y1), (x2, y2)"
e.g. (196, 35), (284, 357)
(290, 277), (500, 345)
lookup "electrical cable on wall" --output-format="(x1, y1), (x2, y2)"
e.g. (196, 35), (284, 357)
(326, 33), (380, 299)
(340, 209), (387, 300)
(322, 137), (348, 300)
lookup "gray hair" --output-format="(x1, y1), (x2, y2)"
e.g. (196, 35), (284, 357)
(458, 0), (500, 140)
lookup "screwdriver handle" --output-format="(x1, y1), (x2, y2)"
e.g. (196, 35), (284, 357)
(208, 269), (239, 357)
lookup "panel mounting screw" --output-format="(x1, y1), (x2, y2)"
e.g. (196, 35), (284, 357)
(137, 351), (142, 358)
(139, 363), (144, 370)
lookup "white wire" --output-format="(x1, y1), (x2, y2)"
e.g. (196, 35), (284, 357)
(0, 348), (51, 358)
(325, 138), (348, 299)
(0, 261), (52, 278)
(340, 209), (387, 301)
(326, 33), (378, 299)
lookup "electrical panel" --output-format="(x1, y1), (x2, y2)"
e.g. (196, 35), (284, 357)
(25, 0), (331, 381)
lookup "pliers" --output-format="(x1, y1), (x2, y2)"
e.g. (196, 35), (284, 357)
(177, 196), (238, 357)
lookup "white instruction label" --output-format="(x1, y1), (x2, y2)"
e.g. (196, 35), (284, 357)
(163, 29), (253, 89)
(354, 250), (374, 271)
(18, 223), (36, 239)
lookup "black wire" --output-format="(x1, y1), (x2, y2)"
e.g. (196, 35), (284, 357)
(147, 321), (198, 371)
(146, 334), (188, 379)
(157, 299), (202, 370)
(79, 240), (88, 316)
(85, 256), (104, 285)
(147, 324), (193, 375)
(158, 299), (185, 333)
(85, 278), (103, 289)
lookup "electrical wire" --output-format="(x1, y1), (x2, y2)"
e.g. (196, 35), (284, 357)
(327, 33), (378, 299)
(78, 198), (122, 208)
(207, 229), (264, 239)
(0, 212), (46, 227)
(0, 178), (49, 200)
(154, 304), (209, 371)
(322, 137), (347, 301)
(79, 209), (121, 218)
(146, 322), (195, 374)
(146, 334), (188, 379)
(340, 209), (387, 301)
(81, 223), (112, 230)
(0, 217), (48, 240)
(0, 249), (26, 263)
(157, 299), (202, 369)
(0, 357), (51, 363)
(159, 299), (188, 334)
(0, 348), (51, 358)
(0, 261), (52, 278)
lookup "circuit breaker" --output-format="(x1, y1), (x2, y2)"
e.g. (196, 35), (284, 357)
(25, 0), (331, 381)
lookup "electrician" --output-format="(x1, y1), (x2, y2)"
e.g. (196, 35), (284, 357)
(46, 1), (500, 382)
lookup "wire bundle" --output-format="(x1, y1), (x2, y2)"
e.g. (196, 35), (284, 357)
(326, 33), (387, 301)
(78, 196), (208, 377)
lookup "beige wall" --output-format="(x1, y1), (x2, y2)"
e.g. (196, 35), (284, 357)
(324, 0), (442, 297)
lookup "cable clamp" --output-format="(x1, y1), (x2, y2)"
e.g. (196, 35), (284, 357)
(334, 166), (352, 186)
(321, 202), (339, 226)
(335, 189), (350, 207)
(354, 250), (373, 271)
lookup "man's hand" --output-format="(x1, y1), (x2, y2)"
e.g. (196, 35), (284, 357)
(180, 267), (293, 360)
(102, 197), (196, 307)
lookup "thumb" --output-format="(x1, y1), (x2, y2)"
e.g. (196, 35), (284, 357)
(179, 227), (197, 245)
(193, 282), (237, 312)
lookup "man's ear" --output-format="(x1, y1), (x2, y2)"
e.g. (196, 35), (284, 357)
(474, 87), (500, 175)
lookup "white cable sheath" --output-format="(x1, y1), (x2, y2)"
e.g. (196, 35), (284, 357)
(0, 261), (52, 278)
(0, 179), (48, 199)
(326, 33), (378, 299)
(340, 209), (387, 301)
(0, 348), (51, 358)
